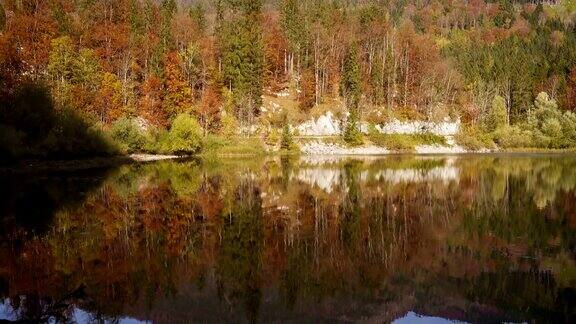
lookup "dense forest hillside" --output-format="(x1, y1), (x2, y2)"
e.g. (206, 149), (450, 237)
(1, 0), (576, 159)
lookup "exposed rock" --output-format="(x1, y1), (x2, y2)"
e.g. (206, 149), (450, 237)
(276, 90), (290, 98)
(295, 112), (460, 137)
(130, 154), (181, 162)
(373, 118), (460, 136)
(296, 111), (341, 136)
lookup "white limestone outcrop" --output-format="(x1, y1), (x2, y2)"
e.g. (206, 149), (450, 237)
(295, 112), (461, 137)
(374, 118), (460, 136)
(296, 111), (341, 136)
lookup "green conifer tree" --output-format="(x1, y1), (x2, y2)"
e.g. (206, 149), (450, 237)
(485, 95), (508, 133)
(280, 0), (304, 71)
(280, 114), (294, 151)
(341, 45), (363, 146)
(219, 0), (264, 123)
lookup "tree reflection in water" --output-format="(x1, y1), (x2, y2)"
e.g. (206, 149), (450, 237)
(0, 155), (575, 323)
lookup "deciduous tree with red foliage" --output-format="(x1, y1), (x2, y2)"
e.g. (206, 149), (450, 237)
(139, 75), (167, 128)
(163, 51), (193, 118)
(197, 80), (222, 135)
(298, 69), (316, 113)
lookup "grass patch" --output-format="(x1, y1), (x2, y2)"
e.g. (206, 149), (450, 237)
(201, 136), (268, 156)
(367, 131), (447, 151)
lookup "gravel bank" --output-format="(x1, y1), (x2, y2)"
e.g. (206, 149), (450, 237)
(129, 154), (182, 162)
(300, 141), (472, 155)
(300, 141), (389, 155)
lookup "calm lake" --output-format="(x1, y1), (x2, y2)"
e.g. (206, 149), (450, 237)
(1, 155), (575, 323)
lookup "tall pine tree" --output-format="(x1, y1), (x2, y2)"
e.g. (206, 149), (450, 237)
(219, 0), (264, 124)
(341, 45), (363, 145)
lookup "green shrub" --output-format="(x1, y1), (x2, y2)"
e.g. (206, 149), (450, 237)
(343, 127), (363, 146)
(343, 116), (363, 147)
(219, 112), (239, 138)
(369, 133), (417, 151)
(280, 116), (298, 151)
(202, 134), (229, 153)
(493, 125), (533, 148)
(533, 130), (553, 148)
(109, 117), (147, 153)
(368, 126), (447, 151)
(160, 113), (203, 155)
(212, 137), (267, 155)
(560, 111), (576, 147)
(265, 128), (280, 146)
(455, 124), (494, 150)
(416, 132), (447, 146)
(500, 92), (576, 149)
(542, 118), (563, 148)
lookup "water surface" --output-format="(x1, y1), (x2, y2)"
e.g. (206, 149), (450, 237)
(1, 155), (575, 323)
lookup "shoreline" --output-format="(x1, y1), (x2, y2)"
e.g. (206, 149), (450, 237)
(0, 154), (186, 174)
(2, 150), (576, 174)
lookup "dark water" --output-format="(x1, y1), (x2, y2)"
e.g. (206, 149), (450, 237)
(1, 155), (576, 323)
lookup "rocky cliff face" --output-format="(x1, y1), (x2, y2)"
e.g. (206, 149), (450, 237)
(295, 111), (460, 137)
(296, 111), (342, 136)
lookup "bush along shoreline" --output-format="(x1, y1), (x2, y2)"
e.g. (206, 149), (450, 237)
(1, 84), (575, 166)
(456, 93), (576, 151)
(2, 1), (576, 165)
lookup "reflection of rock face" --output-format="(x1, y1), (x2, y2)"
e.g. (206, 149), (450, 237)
(293, 168), (342, 193)
(293, 158), (459, 193)
(369, 166), (459, 185)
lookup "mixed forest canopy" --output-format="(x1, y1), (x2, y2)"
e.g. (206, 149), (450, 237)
(1, 0), (576, 159)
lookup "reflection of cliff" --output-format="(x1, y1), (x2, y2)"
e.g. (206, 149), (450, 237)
(369, 166), (459, 184)
(293, 157), (460, 193)
(292, 167), (342, 193)
(0, 156), (575, 322)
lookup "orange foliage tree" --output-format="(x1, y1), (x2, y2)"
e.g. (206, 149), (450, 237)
(139, 75), (168, 128)
(298, 69), (316, 113)
(95, 73), (124, 123)
(163, 51), (193, 118)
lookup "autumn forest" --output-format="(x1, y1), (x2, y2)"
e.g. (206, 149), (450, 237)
(1, 0), (576, 160)
(2, 2), (576, 322)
